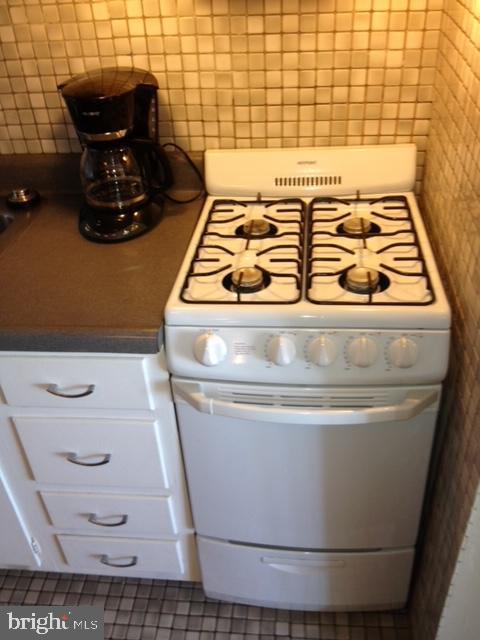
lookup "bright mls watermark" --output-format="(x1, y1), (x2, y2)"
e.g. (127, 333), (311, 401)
(0, 607), (103, 639)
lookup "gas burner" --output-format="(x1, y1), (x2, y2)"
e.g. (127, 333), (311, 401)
(235, 219), (278, 238)
(340, 267), (390, 295)
(337, 218), (381, 237)
(223, 267), (271, 293)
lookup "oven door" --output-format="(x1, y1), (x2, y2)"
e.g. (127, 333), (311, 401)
(172, 378), (439, 550)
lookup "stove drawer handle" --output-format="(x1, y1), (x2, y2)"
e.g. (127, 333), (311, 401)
(261, 556), (345, 575)
(46, 384), (95, 398)
(173, 381), (438, 425)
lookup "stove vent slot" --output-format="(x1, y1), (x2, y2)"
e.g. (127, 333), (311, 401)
(217, 387), (389, 409)
(274, 175), (342, 188)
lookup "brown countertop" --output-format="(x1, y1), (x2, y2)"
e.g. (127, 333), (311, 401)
(0, 155), (203, 353)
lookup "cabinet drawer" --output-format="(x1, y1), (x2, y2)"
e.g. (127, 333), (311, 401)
(15, 417), (168, 489)
(41, 491), (176, 536)
(0, 354), (156, 410)
(57, 534), (185, 577)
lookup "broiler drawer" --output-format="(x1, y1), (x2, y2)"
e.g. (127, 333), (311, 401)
(198, 537), (414, 611)
(14, 417), (169, 489)
(0, 354), (155, 410)
(41, 491), (176, 536)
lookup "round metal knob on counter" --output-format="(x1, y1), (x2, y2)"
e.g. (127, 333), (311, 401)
(194, 332), (227, 366)
(347, 336), (378, 368)
(6, 187), (40, 209)
(267, 335), (296, 366)
(308, 336), (337, 367)
(388, 337), (418, 368)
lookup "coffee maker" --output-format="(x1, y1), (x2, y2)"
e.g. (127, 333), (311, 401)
(59, 67), (173, 243)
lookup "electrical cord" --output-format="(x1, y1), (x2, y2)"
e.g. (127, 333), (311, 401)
(160, 142), (205, 204)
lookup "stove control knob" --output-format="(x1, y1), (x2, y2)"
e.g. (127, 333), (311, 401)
(308, 336), (337, 367)
(388, 337), (418, 368)
(267, 336), (296, 366)
(347, 336), (378, 368)
(194, 333), (227, 366)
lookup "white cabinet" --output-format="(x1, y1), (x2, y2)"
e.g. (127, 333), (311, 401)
(40, 492), (176, 536)
(15, 417), (169, 488)
(57, 535), (194, 577)
(0, 469), (39, 568)
(0, 355), (154, 410)
(0, 350), (199, 581)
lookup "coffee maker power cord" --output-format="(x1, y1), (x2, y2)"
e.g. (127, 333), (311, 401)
(161, 142), (205, 204)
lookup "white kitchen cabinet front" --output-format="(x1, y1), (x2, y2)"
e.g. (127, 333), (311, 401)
(15, 416), (169, 489)
(0, 468), (39, 568)
(0, 354), (155, 410)
(40, 491), (177, 537)
(0, 350), (199, 581)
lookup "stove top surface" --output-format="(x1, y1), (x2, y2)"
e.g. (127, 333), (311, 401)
(165, 144), (450, 331)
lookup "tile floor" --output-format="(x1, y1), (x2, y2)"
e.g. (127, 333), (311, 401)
(0, 571), (412, 639)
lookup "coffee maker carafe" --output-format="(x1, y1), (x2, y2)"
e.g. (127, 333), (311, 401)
(59, 67), (173, 242)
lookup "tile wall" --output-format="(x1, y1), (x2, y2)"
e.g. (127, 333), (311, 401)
(409, 1), (480, 639)
(0, 0), (442, 183)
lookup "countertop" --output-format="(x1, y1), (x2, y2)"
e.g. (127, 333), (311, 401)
(0, 154), (203, 353)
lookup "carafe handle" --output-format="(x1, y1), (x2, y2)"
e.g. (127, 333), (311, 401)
(131, 138), (174, 193)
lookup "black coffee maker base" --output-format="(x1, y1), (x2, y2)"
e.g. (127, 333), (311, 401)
(79, 200), (164, 243)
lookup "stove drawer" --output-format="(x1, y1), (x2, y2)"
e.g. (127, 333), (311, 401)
(0, 354), (156, 410)
(14, 417), (169, 489)
(41, 491), (176, 536)
(198, 537), (413, 611)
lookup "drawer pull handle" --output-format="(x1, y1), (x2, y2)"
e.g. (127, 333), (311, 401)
(88, 514), (128, 527)
(67, 453), (111, 466)
(100, 554), (138, 568)
(46, 384), (95, 398)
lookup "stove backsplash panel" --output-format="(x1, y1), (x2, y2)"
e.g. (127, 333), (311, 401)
(0, 0), (442, 186)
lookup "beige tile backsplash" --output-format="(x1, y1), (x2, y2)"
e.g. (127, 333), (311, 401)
(409, 1), (480, 639)
(0, 0), (443, 178)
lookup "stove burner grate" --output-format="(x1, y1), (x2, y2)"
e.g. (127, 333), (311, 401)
(180, 196), (305, 304)
(307, 195), (435, 306)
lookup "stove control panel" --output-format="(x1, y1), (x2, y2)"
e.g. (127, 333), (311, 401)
(166, 326), (450, 385)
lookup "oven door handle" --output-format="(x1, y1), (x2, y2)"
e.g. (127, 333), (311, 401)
(172, 381), (438, 425)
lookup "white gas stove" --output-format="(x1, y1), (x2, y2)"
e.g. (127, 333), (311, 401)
(165, 144), (450, 385)
(164, 144), (451, 612)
